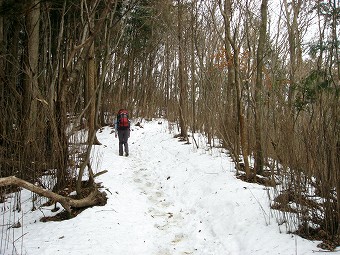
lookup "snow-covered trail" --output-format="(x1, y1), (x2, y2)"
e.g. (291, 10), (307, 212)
(93, 120), (320, 255)
(128, 121), (236, 254)
(1, 119), (332, 255)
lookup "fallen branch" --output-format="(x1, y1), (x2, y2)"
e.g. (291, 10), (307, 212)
(93, 170), (108, 178)
(0, 176), (106, 213)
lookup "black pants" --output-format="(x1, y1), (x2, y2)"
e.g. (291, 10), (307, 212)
(118, 129), (129, 156)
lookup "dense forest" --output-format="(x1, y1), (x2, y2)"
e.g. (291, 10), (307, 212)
(0, 0), (339, 249)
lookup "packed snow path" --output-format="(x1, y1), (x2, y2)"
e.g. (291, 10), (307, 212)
(91, 120), (320, 255)
(2, 120), (334, 255)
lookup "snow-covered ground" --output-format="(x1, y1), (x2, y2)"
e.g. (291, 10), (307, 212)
(1, 119), (339, 255)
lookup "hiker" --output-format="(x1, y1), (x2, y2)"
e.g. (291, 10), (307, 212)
(115, 109), (130, 156)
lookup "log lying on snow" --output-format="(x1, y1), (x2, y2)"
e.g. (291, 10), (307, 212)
(0, 176), (106, 213)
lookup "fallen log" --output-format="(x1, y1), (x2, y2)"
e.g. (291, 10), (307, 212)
(0, 176), (107, 213)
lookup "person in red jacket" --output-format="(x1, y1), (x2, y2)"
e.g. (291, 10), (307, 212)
(115, 109), (130, 156)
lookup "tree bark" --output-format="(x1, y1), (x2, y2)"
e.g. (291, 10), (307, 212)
(219, 0), (250, 177)
(0, 0), (4, 146)
(22, 0), (40, 156)
(254, 0), (268, 175)
(283, 0), (303, 111)
(87, 40), (101, 145)
(177, 0), (188, 140)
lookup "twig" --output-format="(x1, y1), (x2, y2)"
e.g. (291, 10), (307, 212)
(248, 188), (269, 225)
(13, 232), (28, 243)
(93, 170), (108, 178)
(95, 209), (117, 213)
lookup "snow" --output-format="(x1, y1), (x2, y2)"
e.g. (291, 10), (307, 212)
(1, 119), (339, 255)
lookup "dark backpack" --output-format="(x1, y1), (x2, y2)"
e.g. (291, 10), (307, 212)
(117, 109), (130, 129)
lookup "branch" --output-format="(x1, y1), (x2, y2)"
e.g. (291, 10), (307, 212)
(0, 176), (106, 213)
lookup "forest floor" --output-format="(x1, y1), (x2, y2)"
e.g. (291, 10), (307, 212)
(1, 119), (339, 255)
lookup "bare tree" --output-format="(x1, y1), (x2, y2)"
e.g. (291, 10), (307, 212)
(219, 0), (251, 177)
(253, 0), (268, 175)
(177, 0), (188, 140)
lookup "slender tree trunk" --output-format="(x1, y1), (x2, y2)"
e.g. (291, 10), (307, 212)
(254, 0), (268, 175)
(223, 0), (239, 170)
(235, 49), (251, 178)
(329, 0), (340, 235)
(219, 0), (250, 176)
(190, 0), (197, 134)
(22, 0), (40, 148)
(330, 0), (340, 82)
(177, 0), (187, 139)
(0, 0), (4, 142)
(87, 41), (101, 145)
(165, 37), (171, 118)
(283, 0), (303, 111)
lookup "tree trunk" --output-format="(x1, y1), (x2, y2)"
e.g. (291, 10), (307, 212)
(87, 41), (101, 145)
(283, 0), (303, 111)
(219, 0), (250, 177)
(22, 0), (40, 165)
(0, 0), (4, 145)
(177, 0), (188, 140)
(0, 176), (107, 213)
(222, 0), (239, 170)
(235, 50), (251, 178)
(190, 0), (197, 135)
(254, 0), (268, 175)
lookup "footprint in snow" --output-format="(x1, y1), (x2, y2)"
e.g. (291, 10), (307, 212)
(133, 178), (142, 183)
(145, 181), (153, 187)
